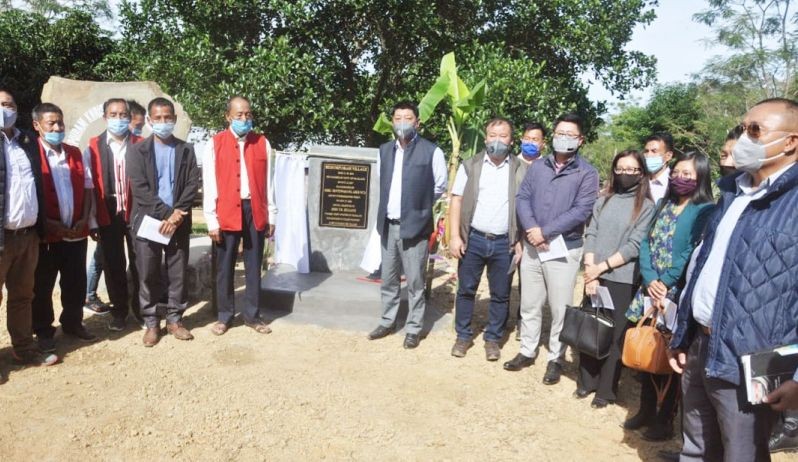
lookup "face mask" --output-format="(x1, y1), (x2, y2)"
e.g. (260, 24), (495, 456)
(1, 108), (17, 129)
(107, 118), (130, 137)
(231, 119), (253, 137)
(645, 156), (664, 173)
(151, 122), (176, 139)
(731, 133), (787, 174)
(614, 173), (641, 191)
(520, 142), (540, 160)
(131, 127), (143, 136)
(43, 131), (65, 146)
(393, 121), (416, 141)
(670, 177), (697, 197)
(486, 140), (510, 160)
(552, 135), (579, 154)
(719, 165), (737, 177)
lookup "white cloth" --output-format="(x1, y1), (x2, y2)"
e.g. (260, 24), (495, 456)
(41, 140), (93, 228)
(202, 127), (278, 231)
(649, 167), (670, 204)
(384, 139), (447, 220)
(2, 128), (38, 230)
(451, 156), (510, 235)
(359, 227), (382, 273)
(690, 164), (793, 327)
(273, 153), (309, 273)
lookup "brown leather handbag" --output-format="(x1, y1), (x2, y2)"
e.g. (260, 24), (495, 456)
(622, 308), (673, 376)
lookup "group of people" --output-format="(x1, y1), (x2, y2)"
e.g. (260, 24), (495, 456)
(0, 89), (276, 363)
(366, 99), (798, 460)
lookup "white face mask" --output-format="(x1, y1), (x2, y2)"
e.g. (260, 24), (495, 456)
(552, 135), (579, 154)
(732, 133), (787, 173)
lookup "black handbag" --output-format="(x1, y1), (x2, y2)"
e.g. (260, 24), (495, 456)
(560, 297), (615, 360)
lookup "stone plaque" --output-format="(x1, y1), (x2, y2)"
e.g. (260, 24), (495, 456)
(319, 161), (370, 229)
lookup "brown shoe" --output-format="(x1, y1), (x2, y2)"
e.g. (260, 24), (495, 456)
(485, 341), (501, 361)
(451, 338), (473, 358)
(142, 327), (160, 347)
(166, 322), (194, 340)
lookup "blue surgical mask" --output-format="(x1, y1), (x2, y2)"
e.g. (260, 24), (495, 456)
(107, 118), (130, 137)
(231, 119), (253, 137)
(645, 155), (664, 173)
(151, 122), (175, 139)
(43, 131), (65, 146)
(131, 127), (143, 136)
(520, 142), (540, 160)
(1, 108), (17, 129)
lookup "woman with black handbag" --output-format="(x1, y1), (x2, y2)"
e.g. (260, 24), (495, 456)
(577, 150), (656, 409)
(622, 151), (714, 441)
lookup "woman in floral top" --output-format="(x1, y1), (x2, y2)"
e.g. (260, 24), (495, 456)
(623, 152), (714, 442)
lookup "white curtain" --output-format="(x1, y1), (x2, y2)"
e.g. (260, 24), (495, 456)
(273, 153), (310, 273)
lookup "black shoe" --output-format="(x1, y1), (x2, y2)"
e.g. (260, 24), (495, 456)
(542, 361), (562, 385)
(503, 353), (535, 371)
(591, 397), (614, 408)
(108, 317), (126, 332)
(83, 298), (111, 315)
(63, 324), (98, 342)
(38, 337), (56, 354)
(573, 388), (591, 399)
(657, 450), (680, 461)
(642, 422), (674, 442)
(403, 333), (420, 349)
(622, 410), (654, 430)
(769, 430), (798, 453)
(367, 325), (393, 340)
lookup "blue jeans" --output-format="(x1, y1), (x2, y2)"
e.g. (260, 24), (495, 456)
(86, 243), (103, 300)
(455, 230), (512, 342)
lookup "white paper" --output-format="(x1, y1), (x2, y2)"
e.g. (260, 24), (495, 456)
(590, 285), (615, 310)
(649, 297), (678, 332)
(537, 235), (568, 262)
(137, 215), (173, 245)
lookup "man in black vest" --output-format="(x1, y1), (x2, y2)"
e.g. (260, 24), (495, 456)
(368, 101), (447, 349)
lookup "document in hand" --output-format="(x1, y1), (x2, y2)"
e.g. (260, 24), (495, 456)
(590, 286), (615, 310)
(537, 235), (568, 262)
(137, 214), (174, 245)
(741, 344), (798, 405)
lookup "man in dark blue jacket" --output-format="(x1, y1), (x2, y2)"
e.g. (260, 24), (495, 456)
(670, 97), (798, 461)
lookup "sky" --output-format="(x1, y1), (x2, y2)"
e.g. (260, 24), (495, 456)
(588, 0), (723, 112)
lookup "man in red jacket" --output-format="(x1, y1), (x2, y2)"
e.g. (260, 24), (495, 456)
(202, 96), (275, 335)
(86, 98), (144, 331)
(31, 102), (97, 355)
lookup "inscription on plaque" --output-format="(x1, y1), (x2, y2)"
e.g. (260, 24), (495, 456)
(319, 161), (370, 229)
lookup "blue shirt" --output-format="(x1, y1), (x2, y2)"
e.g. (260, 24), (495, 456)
(153, 141), (175, 208)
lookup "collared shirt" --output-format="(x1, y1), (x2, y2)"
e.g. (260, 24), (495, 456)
(201, 128), (278, 231)
(451, 155), (510, 235)
(691, 163), (794, 327)
(153, 140), (175, 208)
(42, 140), (94, 228)
(385, 138), (447, 220)
(2, 128), (38, 230)
(649, 167), (670, 203)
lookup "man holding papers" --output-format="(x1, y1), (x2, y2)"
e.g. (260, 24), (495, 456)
(509, 113), (598, 385)
(127, 97), (199, 347)
(448, 118), (524, 361)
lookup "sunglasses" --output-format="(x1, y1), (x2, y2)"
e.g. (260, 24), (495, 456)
(738, 122), (789, 140)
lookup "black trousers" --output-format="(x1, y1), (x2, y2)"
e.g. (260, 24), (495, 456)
(216, 200), (266, 324)
(32, 239), (88, 339)
(134, 233), (189, 328)
(98, 210), (140, 321)
(640, 370), (680, 425)
(578, 279), (635, 401)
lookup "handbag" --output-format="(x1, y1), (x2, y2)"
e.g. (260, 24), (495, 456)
(622, 308), (673, 375)
(560, 297), (615, 360)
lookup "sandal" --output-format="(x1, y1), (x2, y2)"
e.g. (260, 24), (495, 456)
(210, 322), (229, 336)
(245, 321), (272, 334)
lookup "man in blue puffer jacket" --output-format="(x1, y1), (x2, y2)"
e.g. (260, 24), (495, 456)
(669, 97), (798, 461)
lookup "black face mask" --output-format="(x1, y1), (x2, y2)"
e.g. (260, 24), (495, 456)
(719, 165), (737, 177)
(614, 173), (641, 191)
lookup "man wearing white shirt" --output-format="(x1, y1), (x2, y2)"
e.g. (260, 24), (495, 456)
(0, 88), (56, 367)
(31, 103), (97, 355)
(85, 98), (144, 330)
(448, 118), (523, 360)
(203, 96), (276, 335)
(368, 101), (447, 349)
(643, 132), (674, 203)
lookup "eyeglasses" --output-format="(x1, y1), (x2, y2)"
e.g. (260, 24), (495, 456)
(614, 167), (641, 175)
(671, 170), (695, 180)
(738, 122), (787, 140)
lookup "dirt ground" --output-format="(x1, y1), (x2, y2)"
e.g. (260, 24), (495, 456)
(0, 260), (795, 461)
